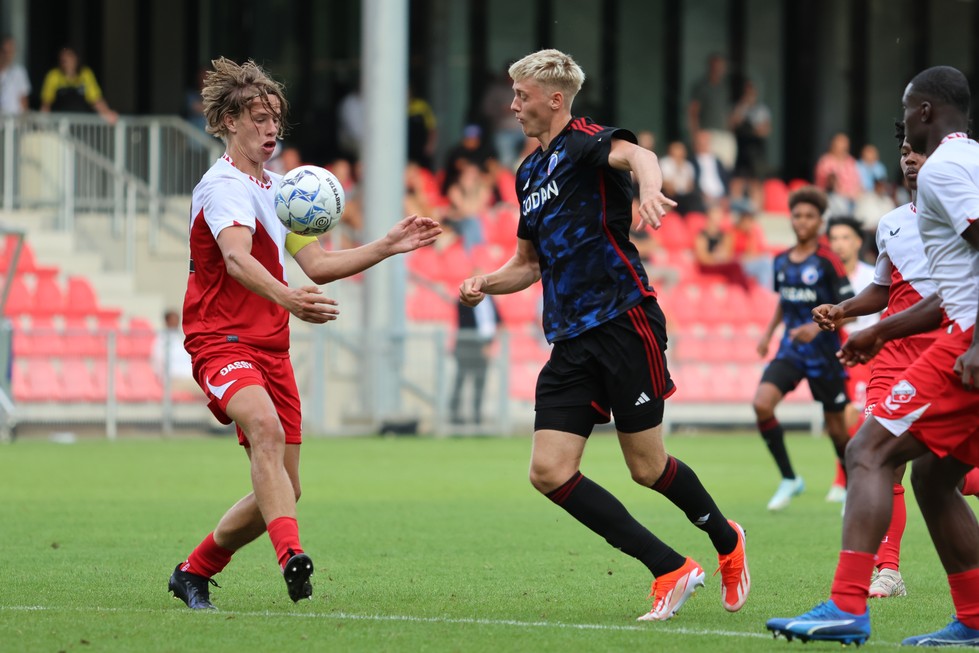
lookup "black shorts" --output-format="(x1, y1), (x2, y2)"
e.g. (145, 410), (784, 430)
(534, 298), (675, 436)
(761, 358), (849, 413)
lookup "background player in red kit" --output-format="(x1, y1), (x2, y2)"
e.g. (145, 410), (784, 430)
(167, 57), (441, 609)
(769, 65), (979, 646)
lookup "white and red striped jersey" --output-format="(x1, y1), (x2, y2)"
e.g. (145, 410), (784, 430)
(183, 155), (291, 355)
(873, 202), (939, 318)
(916, 133), (979, 330)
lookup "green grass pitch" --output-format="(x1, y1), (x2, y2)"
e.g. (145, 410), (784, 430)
(0, 430), (971, 652)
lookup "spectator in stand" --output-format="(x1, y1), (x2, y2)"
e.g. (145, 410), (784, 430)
(481, 67), (524, 170)
(856, 144), (888, 193)
(729, 79), (771, 212)
(40, 46), (117, 124)
(688, 52), (736, 170)
(854, 176), (897, 239)
(814, 132), (862, 206)
(693, 206), (752, 292)
(691, 129), (730, 210)
(0, 35), (30, 116)
(731, 202), (772, 289)
(449, 290), (499, 426)
(660, 140), (702, 215)
(326, 158), (363, 247)
(152, 309), (198, 395)
(407, 83), (437, 170)
(336, 85), (364, 163)
(442, 124), (497, 194)
(444, 160), (490, 252)
(825, 172), (855, 218)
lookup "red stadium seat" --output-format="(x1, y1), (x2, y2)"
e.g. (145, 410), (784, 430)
(13, 358), (64, 402)
(119, 317), (156, 360)
(494, 287), (541, 326)
(64, 276), (99, 317)
(2, 276), (33, 316)
(405, 283), (455, 323)
(30, 270), (65, 317)
(762, 179), (790, 214)
(654, 212), (693, 251)
(61, 359), (103, 401)
(123, 360), (164, 402)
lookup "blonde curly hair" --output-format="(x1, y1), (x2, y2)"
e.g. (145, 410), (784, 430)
(202, 57), (289, 140)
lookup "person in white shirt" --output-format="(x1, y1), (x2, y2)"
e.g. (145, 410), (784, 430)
(0, 36), (30, 115)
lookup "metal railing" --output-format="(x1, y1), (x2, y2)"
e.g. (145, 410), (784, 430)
(0, 112), (223, 270)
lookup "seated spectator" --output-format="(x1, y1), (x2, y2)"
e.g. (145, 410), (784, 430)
(691, 129), (730, 210)
(152, 309), (198, 395)
(660, 140), (703, 216)
(854, 176), (896, 236)
(730, 203), (772, 289)
(693, 206), (751, 291)
(824, 172), (854, 218)
(814, 132), (861, 203)
(0, 35), (31, 116)
(444, 160), (490, 252)
(442, 124), (497, 193)
(855, 144), (887, 193)
(40, 46), (117, 124)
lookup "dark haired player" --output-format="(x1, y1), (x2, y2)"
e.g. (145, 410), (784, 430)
(752, 186), (854, 511)
(768, 65), (979, 646)
(460, 48), (749, 622)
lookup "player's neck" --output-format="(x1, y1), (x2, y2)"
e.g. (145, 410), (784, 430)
(538, 113), (573, 152)
(224, 147), (266, 180)
(842, 258), (857, 275)
(791, 239), (819, 258)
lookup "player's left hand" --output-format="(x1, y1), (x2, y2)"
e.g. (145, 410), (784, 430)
(385, 215), (443, 253)
(812, 304), (845, 331)
(636, 192), (677, 230)
(953, 342), (979, 390)
(788, 323), (820, 344)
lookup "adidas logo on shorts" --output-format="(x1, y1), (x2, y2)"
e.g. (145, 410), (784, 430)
(635, 392), (651, 406)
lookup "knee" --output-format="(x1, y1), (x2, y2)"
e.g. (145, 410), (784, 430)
(246, 415), (286, 456)
(629, 457), (667, 488)
(752, 398), (773, 419)
(528, 460), (575, 495)
(909, 456), (951, 498)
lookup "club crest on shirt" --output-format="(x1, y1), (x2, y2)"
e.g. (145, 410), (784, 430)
(888, 380), (916, 405)
(801, 265), (819, 285)
(547, 153), (560, 176)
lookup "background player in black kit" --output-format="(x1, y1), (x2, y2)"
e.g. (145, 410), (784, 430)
(459, 49), (750, 622)
(753, 186), (854, 512)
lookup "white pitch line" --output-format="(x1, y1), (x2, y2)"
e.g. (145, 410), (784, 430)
(2, 605), (771, 639)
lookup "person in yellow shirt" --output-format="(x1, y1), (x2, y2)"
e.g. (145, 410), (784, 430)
(40, 47), (117, 124)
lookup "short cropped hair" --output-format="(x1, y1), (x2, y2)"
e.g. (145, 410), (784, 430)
(826, 216), (865, 243)
(909, 66), (971, 115)
(508, 49), (585, 103)
(202, 57), (289, 141)
(788, 185), (828, 215)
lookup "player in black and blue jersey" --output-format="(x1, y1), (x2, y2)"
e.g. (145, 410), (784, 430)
(459, 49), (749, 622)
(753, 186), (854, 512)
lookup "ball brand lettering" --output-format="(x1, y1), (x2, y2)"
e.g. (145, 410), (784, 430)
(780, 286), (818, 302)
(522, 180), (560, 214)
(220, 361), (255, 376)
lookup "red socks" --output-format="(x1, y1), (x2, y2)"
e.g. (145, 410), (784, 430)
(833, 461), (847, 489)
(876, 484), (906, 571)
(182, 532), (234, 579)
(267, 516), (303, 568)
(949, 569), (979, 629)
(830, 550), (876, 615)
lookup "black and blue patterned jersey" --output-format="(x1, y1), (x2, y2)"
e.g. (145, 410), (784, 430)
(772, 245), (854, 376)
(515, 117), (654, 343)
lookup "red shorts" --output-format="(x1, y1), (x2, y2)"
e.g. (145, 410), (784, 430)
(193, 344), (303, 447)
(864, 333), (940, 416)
(846, 362), (872, 411)
(872, 325), (979, 466)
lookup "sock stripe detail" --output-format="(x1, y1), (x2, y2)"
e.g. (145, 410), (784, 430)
(758, 417), (779, 431)
(547, 471), (584, 505)
(652, 456), (679, 492)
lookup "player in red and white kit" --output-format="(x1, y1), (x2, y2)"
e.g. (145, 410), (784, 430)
(824, 215), (881, 503)
(167, 58), (441, 610)
(812, 123), (940, 599)
(769, 65), (979, 646)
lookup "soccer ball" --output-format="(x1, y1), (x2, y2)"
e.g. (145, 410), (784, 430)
(274, 165), (345, 236)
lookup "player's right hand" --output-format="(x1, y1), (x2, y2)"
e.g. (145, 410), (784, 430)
(459, 276), (486, 307)
(812, 304), (844, 331)
(756, 339), (769, 358)
(286, 285), (339, 324)
(838, 327), (885, 366)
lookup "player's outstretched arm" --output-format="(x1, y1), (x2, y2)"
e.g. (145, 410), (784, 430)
(460, 238), (540, 308)
(295, 215), (442, 284)
(812, 283), (890, 331)
(838, 293), (944, 366)
(218, 225), (339, 324)
(608, 139), (676, 230)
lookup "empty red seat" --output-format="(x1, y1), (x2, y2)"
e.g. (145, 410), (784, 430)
(12, 358), (63, 402)
(494, 287), (541, 326)
(64, 276), (99, 317)
(30, 270), (65, 317)
(762, 179), (790, 214)
(61, 359), (104, 401)
(120, 360), (164, 402)
(118, 317), (155, 360)
(654, 212), (693, 251)
(405, 284), (455, 323)
(3, 276), (33, 316)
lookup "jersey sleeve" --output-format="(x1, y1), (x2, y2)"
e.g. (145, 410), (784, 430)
(823, 253), (855, 303)
(920, 159), (979, 235)
(872, 249), (892, 287)
(200, 176), (258, 239)
(565, 120), (637, 168)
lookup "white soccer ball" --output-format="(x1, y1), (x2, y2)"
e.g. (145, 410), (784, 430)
(274, 165), (345, 236)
